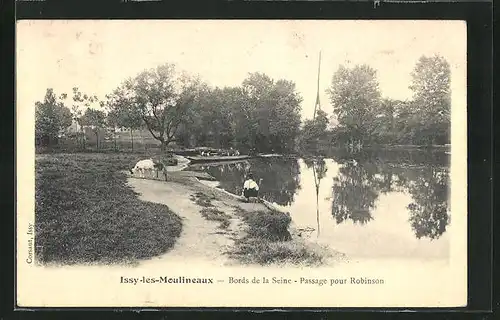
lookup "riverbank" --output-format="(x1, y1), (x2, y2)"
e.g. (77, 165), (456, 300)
(35, 153), (183, 265)
(127, 169), (342, 267)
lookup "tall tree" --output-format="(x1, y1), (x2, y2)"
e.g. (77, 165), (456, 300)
(35, 88), (72, 146)
(371, 98), (398, 145)
(105, 85), (143, 151)
(298, 110), (329, 153)
(71, 87), (99, 149)
(121, 63), (202, 151)
(409, 55), (451, 145)
(105, 105), (120, 150)
(175, 73), (302, 153)
(206, 87), (239, 148)
(240, 72), (302, 153)
(175, 83), (224, 148)
(327, 64), (382, 147)
(231, 87), (256, 152)
(80, 108), (107, 150)
(268, 79), (303, 152)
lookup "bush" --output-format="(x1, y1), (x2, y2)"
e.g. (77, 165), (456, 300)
(242, 210), (292, 241)
(229, 208), (327, 266)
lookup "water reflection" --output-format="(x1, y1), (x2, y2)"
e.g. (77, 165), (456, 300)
(331, 160), (377, 225)
(190, 150), (451, 245)
(405, 166), (450, 240)
(198, 158), (301, 206)
(303, 158), (328, 236)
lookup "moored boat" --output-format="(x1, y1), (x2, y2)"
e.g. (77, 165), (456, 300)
(185, 155), (252, 163)
(257, 153), (283, 158)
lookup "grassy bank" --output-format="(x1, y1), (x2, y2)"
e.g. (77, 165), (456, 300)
(189, 191), (327, 266)
(36, 147), (179, 166)
(35, 153), (182, 265)
(231, 208), (328, 266)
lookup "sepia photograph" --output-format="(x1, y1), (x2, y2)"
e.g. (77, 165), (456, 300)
(16, 20), (467, 308)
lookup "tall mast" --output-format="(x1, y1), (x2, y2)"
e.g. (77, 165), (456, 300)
(313, 50), (322, 120)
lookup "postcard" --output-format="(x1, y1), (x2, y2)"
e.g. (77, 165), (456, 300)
(16, 20), (467, 308)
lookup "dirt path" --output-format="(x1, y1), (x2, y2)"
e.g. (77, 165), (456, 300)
(127, 174), (271, 267)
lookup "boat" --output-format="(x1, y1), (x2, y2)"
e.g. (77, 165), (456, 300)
(185, 155), (252, 163)
(188, 159), (251, 167)
(257, 153), (283, 158)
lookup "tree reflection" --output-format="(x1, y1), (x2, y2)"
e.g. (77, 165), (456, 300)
(329, 151), (450, 239)
(331, 160), (377, 225)
(202, 159), (301, 206)
(304, 158), (327, 236)
(203, 161), (249, 196)
(254, 159), (301, 206)
(197, 150), (450, 240)
(405, 166), (450, 240)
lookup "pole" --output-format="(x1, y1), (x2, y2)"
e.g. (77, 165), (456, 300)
(313, 50), (322, 121)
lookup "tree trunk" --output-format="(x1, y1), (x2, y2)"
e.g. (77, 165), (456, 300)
(95, 132), (99, 150)
(159, 137), (167, 153)
(81, 128), (86, 150)
(114, 128), (117, 151)
(130, 129), (134, 152)
(73, 121), (80, 149)
(139, 130), (146, 151)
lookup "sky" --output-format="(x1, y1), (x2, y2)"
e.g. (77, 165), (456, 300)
(16, 20), (466, 121)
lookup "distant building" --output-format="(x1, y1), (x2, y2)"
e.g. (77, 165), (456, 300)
(66, 120), (80, 133)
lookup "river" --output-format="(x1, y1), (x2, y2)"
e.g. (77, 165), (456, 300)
(187, 149), (451, 262)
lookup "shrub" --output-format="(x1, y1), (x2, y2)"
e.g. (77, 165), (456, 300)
(242, 210), (292, 241)
(229, 208), (327, 266)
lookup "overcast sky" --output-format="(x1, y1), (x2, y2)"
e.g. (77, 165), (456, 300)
(17, 20), (466, 120)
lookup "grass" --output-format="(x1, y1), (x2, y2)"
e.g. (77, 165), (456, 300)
(190, 192), (216, 208)
(200, 208), (232, 229)
(35, 153), (183, 265)
(242, 210), (292, 241)
(190, 193), (230, 229)
(230, 209), (327, 266)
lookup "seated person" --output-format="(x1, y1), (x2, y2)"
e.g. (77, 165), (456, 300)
(243, 173), (259, 202)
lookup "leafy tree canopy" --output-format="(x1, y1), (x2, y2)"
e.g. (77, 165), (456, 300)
(35, 88), (73, 146)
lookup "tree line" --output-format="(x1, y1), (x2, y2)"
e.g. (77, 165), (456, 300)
(35, 54), (451, 153)
(298, 55), (451, 153)
(326, 55), (451, 149)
